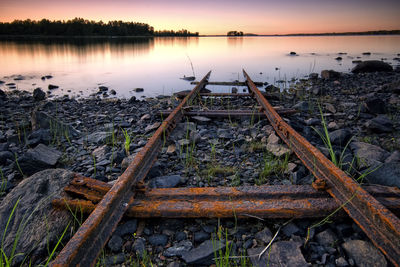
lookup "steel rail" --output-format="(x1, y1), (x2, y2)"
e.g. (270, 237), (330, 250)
(243, 69), (400, 266)
(190, 81), (264, 86)
(51, 71), (211, 267)
(158, 108), (297, 118)
(174, 92), (278, 99)
(53, 176), (400, 219)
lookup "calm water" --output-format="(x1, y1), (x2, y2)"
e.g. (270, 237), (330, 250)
(0, 36), (399, 98)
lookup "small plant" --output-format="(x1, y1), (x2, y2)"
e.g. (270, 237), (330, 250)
(257, 152), (289, 185)
(0, 168), (6, 196)
(14, 154), (24, 177)
(92, 155), (97, 177)
(121, 128), (131, 156)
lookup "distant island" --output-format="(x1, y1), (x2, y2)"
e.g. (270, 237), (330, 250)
(0, 18), (199, 37)
(219, 30), (400, 37)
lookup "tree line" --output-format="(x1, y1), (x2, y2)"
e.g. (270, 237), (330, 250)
(0, 18), (199, 37)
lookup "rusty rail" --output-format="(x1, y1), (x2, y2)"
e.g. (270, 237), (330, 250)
(190, 81), (264, 86)
(174, 92), (280, 99)
(51, 71), (211, 266)
(53, 176), (400, 219)
(158, 108), (297, 118)
(243, 69), (400, 265)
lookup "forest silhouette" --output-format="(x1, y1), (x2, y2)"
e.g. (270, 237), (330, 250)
(0, 18), (199, 36)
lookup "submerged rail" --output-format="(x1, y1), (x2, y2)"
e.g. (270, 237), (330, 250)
(51, 71), (211, 266)
(243, 69), (400, 266)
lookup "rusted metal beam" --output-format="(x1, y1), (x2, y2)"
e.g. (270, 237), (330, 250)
(174, 92), (280, 99)
(190, 81), (264, 86)
(51, 71), (211, 267)
(158, 108), (297, 118)
(244, 69), (400, 266)
(53, 177), (400, 218)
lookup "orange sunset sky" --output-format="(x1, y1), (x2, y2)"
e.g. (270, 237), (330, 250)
(0, 0), (399, 35)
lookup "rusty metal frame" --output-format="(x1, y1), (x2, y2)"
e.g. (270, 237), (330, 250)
(243, 69), (400, 266)
(159, 108), (297, 118)
(52, 71), (211, 266)
(53, 176), (400, 219)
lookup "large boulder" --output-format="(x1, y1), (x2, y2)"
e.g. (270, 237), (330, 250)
(0, 169), (73, 265)
(352, 60), (393, 73)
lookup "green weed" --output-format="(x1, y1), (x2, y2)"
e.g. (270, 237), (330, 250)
(257, 152), (289, 185)
(121, 128), (131, 156)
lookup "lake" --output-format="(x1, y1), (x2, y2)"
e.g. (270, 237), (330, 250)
(0, 35), (399, 98)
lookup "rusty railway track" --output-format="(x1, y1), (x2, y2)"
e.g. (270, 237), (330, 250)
(54, 175), (400, 219)
(52, 70), (400, 266)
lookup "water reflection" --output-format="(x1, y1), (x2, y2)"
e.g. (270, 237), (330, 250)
(0, 36), (399, 98)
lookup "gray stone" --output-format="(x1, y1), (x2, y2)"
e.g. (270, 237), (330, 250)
(194, 231), (210, 243)
(148, 234), (168, 246)
(192, 116), (211, 124)
(175, 231), (187, 241)
(105, 253), (125, 265)
(315, 229), (337, 247)
(18, 144), (62, 175)
(255, 227), (273, 244)
(321, 70), (341, 79)
(33, 88), (46, 101)
(365, 115), (393, 133)
(282, 222), (301, 237)
(107, 235), (123, 252)
(92, 145), (110, 162)
(0, 142), (9, 152)
(31, 110), (80, 137)
(114, 219), (137, 237)
(336, 257), (349, 267)
(305, 118), (319, 126)
(350, 142), (389, 168)
(0, 151), (13, 165)
(342, 240), (387, 267)
(364, 162), (400, 187)
(181, 240), (226, 265)
(329, 129), (351, 146)
(0, 169), (73, 261)
(248, 241), (308, 267)
(324, 103), (336, 113)
(144, 122), (161, 133)
(352, 60), (393, 73)
(167, 262), (181, 267)
(293, 101), (309, 111)
(385, 151), (400, 163)
(121, 153), (137, 171)
(48, 84), (59, 90)
(132, 238), (146, 257)
(365, 98), (385, 114)
(98, 86), (108, 92)
(86, 131), (112, 144)
(149, 175), (181, 188)
(217, 128), (232, 139)
(27, 129), (51, 146)
(164, 240), (193, 257)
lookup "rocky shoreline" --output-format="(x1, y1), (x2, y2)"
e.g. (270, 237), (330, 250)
(0, 64), (400, 266)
